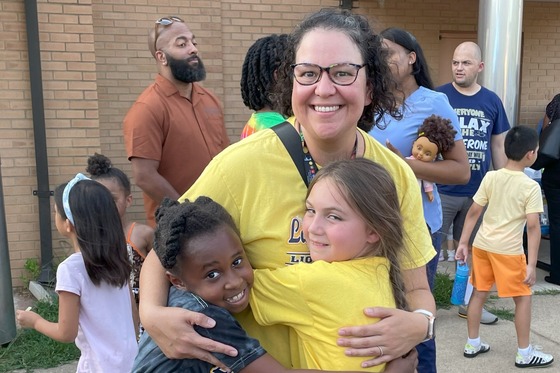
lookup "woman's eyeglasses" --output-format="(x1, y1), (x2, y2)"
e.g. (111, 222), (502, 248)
(153, 16), (184, 52)
(291, 63), (365, 86)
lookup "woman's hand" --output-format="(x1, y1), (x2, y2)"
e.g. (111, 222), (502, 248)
(337, 307), (427, 368)
(142, 306), (238, 370)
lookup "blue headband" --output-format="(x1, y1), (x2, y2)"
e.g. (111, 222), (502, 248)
(62, 173), (90, 225)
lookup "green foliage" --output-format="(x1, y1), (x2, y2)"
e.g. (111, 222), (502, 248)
(20, 258), (41, 289)
(486, 306), (515, 322)
(0, 298), (80, 372)
(433, 272), (454, 309)
(534, 289), (560, 296)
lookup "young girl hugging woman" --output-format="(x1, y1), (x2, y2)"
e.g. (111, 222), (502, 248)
(16, 174), (138, 372)
(86, 153), (154, 307)
(249, 158), (415, 372)
(408, 114), (457, 202)
(134, 196), (375, 373)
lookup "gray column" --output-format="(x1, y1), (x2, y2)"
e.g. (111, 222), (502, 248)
(0, 158), (16, 345)
(478, 0), (523, 126)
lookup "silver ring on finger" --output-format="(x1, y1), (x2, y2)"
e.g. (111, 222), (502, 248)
(377, 345), (384, 357)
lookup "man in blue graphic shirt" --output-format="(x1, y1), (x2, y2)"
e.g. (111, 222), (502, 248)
(436, 41), (510, 324)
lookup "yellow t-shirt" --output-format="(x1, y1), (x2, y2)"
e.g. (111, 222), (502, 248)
(181, 125), (434, 367)
(473, 168), (543, 254)
(251, 257), (394, 371)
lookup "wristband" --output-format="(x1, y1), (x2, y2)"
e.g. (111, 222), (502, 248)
(413, 309), (435, 342)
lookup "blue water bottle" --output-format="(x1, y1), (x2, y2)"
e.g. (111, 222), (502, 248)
(450, 262), (470, 305)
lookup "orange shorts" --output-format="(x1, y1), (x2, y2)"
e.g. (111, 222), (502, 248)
(471, 246), (532, 297)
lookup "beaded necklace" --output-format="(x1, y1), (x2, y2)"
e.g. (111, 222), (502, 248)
(299, 130), (358, 185)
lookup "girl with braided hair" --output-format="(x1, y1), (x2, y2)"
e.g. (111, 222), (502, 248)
(135, 158), (414, 372)
(134, 196), (381, 372)
(408, 115), (457, 202)
(240, 34), (289, 139)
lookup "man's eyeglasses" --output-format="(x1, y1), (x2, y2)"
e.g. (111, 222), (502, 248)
(291, 63), (366, 86)
(153, 16), (184, 52)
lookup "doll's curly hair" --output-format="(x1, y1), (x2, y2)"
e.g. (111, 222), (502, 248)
(416, 115), (457, 154)
(153, 197), (239, 274)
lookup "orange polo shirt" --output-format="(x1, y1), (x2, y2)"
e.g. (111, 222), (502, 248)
(123, 74), (229, 226)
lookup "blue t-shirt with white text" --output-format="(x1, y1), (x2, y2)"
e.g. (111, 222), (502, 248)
(436, 83), (510, 197)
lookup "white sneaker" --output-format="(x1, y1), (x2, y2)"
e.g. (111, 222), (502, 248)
(464, 341), (490, 358)
(447, 250), (455, 262)
(515, 345), (554, 368)
(438, 250), (445, 262)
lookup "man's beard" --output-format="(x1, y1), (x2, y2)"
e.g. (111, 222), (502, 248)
(166, 53), (206, 83)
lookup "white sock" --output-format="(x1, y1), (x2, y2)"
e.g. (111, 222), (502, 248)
(468, 337), (481, 347)
(518, 345), (532, 357)
(464, 279), (474, 305)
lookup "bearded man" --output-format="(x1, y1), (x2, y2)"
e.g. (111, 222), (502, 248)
(123, 16), (230, 227)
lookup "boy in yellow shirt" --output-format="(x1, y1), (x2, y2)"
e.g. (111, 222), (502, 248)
(456, 125), (554, 368)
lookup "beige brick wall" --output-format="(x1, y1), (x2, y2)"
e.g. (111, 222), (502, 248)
(1, 0), (559, 286)
(359, 0), (559, 125)
(91, 0), (338, 232)
(1, 0), (101, 286)
(359, 0), (480, 93)
(521, 1), (560, 124)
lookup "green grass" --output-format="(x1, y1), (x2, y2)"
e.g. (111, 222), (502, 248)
(454, 282), (560, 322)
(534, 288), (560, 296)
(0, 271), (552, 371)
(486, 306), (515, 321)
(0, 298), (80, 373)
(433, 272), (454, 309)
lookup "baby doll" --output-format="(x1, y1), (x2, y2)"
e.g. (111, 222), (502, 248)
(408, 114), (457, 202)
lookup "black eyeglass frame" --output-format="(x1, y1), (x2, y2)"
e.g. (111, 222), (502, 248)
(290, 62), (366, 86)
(153, 16), (184, 53)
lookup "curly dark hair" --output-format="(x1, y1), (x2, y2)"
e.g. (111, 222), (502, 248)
(86, 153), (131, 195)
(153, 197), (239, 275)
(241, 34), (289, 111)
(416, 115), (457, 153)
(271, 8), (400, 132)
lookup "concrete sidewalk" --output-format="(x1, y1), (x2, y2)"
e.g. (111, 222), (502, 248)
(435, 260), (560, 372)
(8, 262), (560, 373)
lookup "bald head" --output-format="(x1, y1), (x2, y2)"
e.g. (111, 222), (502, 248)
(147, 18), (206, 89)
(454, 42), (482, 63)
(148, 17), (193, 59)
(451, 41), (484, 93)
